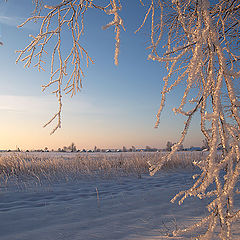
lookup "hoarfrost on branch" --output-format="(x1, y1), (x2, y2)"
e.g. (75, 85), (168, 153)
(17, 0), (240, 239)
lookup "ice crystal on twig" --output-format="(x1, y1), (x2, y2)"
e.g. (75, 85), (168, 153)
(138, 0), (240, 239)
(17, 0), (124, 133)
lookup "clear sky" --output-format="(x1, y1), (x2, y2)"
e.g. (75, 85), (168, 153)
(0, 0), (203, 151)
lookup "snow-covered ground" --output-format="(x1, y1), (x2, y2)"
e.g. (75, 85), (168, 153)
(0, 153), (239, 240)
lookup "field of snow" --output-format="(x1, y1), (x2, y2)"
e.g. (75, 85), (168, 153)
(0, 152), (239, 240)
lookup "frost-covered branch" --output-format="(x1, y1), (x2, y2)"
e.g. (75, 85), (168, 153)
(16, 0), (124, 133)
(15, 1), (240, 238)
(139, 0), (240, 239)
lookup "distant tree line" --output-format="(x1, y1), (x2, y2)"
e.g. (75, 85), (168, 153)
(3, 141), (213, 153)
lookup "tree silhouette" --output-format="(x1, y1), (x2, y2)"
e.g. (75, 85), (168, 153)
(69, 142), (77, 152)
(166, 141), (173, 152)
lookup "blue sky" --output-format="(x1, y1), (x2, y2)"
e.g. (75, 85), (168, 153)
(0, 0), (203, 150)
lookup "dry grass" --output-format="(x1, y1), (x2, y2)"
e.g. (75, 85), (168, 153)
(0, 152), (214, 189)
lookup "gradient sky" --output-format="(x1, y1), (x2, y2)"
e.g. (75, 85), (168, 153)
(0, 0), (203, 150)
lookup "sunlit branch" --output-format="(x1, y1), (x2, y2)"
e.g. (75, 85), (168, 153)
(17, 0), (124, 133)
